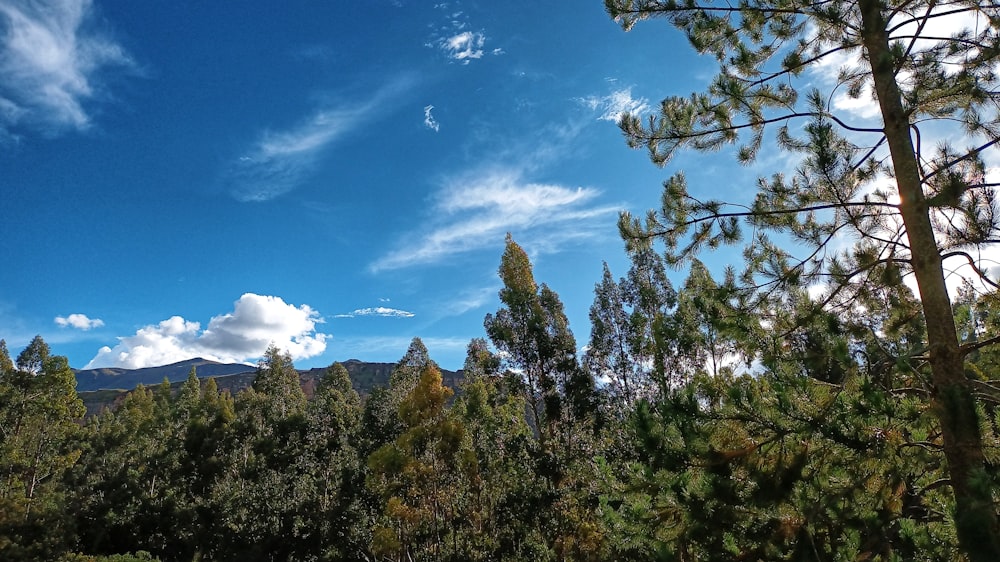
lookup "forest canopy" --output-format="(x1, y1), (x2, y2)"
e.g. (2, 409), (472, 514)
(2, 0), (1000, 560)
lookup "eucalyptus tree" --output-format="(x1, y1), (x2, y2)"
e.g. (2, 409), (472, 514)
(367, 363), (465, 561)
(605, 0), (1000, 556)
(0, 337), (85, 560)
(298, 362), (367, 560)
(484, 236), (607, 560)
(218, 345), (311, 561)
(485, 234), (596, 445)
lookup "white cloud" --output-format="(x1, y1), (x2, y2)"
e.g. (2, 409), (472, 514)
(84, 293), (329, 369)
(439, 285), (497, 317)
(423, 104), (440, 131)
(442, 31), (485, 63)
(54, 313), (104, 330)
(227, 79), (411, 202)
(335, 307), (415, 318)
(371, 166), (619, 271)
(809, 6), (985, 121)
(0, 0), (133, 136)
(578, 87), (650, 122)
(428, 5), (500, 65)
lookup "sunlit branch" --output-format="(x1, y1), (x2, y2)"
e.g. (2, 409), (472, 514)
(922, 138), (1000, 183)
(629, 201), (900, 242)
(940, 251), (1000, 290)
(887, 5), (1000, 34)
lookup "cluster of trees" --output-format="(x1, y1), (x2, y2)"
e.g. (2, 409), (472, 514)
(1, 232), (998, 560)
(3, 0), (999, 559)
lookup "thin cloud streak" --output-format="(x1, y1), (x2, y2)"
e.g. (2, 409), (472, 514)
(424, 104), (440, 131)
(371, 167), (619, 272)
(331, 335), (471, 362)
(227, 78), (412, 202)
(0, 0), (134, 137)
(335, 307), (416, 318)
(578, 87), (650, 122)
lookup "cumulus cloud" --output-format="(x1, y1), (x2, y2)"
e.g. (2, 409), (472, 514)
(84, 294), (328, 369)
(227, 79), (411, 202)
(0, 0), (133, 137)
(579, 87), (650, 122)
(54, 313), (104, 330)
(371, 166), (619, 271)
(423, 104), (440, 132)
(335, 307), (415, 318)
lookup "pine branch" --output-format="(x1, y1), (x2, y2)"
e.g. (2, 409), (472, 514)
(939, 251), (1000, 291)
(630, 201), (899, 241)
(968, 379), (1000, 404)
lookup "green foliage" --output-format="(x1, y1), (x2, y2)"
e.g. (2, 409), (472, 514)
(0, 336), (85, 561)
(485, 234), (596, 444)
(605, 0), (1000, 557)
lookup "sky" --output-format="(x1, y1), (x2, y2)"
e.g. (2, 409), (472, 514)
(1, 0), (995, 372)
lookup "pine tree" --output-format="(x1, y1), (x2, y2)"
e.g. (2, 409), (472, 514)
(605, 0), (1000, 556)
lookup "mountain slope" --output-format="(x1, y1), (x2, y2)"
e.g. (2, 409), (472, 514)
(76, 359), (464, 417)
(74, 358), (254, 392)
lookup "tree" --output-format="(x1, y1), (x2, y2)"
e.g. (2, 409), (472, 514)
(367, 363), (465, 561)
(485, 234), (596, 445)
(0, 337), (85, 560)
(297, 362), (366, 560)
(217, 345), (311, 561)
(360, 337), (438, 460)
(605, 0), (1000, 557)
(448, 339), (551, 561)
(484, 236), (606, 560)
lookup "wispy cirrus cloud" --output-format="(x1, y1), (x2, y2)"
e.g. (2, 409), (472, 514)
(0, 0), (134, 139)
(427, 4), (501, 65)
(85, 293), (328, 369)
(423, 104), (440, 131)
(371, 166), (619, 272)
(335, 306), (415, 319)
(442, 31), (485, 62)
(438, 284), (497, 317)
(578, 87), (650, 122)
(55, 313), (104, 330)
(226, 79), (411, 202)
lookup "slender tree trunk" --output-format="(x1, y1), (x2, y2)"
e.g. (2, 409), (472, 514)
(859, 1), (1000, 558)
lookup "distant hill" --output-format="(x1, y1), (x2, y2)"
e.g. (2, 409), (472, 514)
(74, 358), (255, 392)
(75, 358), (464, 418)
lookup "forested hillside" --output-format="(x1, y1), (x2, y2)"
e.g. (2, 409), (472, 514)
(75, 359), (463, 417)
(2, 233), (999, 560)
(2, 0), (999, 560)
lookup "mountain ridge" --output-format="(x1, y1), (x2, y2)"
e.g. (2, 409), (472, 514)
(75, 358), (464, 417)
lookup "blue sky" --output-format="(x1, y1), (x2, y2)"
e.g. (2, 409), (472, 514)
(0, 0), (755, 370)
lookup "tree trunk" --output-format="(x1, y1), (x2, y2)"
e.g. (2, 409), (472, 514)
(858, 0), (1000, 558)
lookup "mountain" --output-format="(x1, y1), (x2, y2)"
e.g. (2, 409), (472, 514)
(75, 358), (464, 417)
(74, 358), (254, 392)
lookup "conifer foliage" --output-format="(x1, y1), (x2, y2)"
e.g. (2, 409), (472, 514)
(605, 0), (1000, 558)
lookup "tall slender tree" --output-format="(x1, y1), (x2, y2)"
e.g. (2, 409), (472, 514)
(0, 337), (85, 560)
(485, 234), (595, 445)
(605, 0), (1000, 557)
